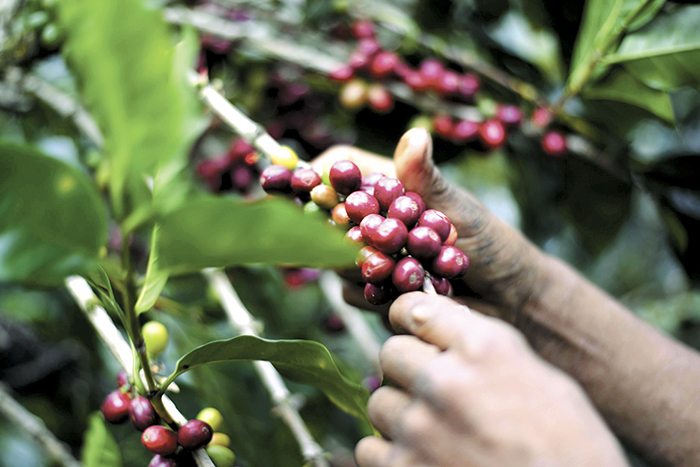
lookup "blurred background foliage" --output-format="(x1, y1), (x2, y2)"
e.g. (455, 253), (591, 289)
(1, 0), (700, 466)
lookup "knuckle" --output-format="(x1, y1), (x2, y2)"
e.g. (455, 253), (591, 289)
(412, 353), (468, 403)
(394, 403), (433, 443)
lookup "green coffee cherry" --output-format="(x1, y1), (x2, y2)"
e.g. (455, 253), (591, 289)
(142, 321), (168, 356)
(206, 445), (236, 467)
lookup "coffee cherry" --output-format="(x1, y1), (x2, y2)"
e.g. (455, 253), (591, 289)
(339, 79), (368, 109)
(129, 396), (158, 431)
(406, 226), (442, 259)
(361, 251), (395, 283)
(329, 160), (362, 195)
(102, 390), (131, 424)
(357, 38), (381, 57)
(142, 321), (168, 356)
(405, 192), (426, 215)
(328, 66), (354, 82)
(270, 146), (299, 169)
(196, 408), (224, 433)
(142, 426), (178, 456)
(116, 370), (129, 389)
(359, 213), (384, 247)
(345, 191), (380, 224)
(149, 454), (178, 467)
(458, 250), (470, 278)
(496, 105), (523, 128)
(451, 120), (479, 143)
(458, 73), (480, 99)
(178, 420), (213, 450)
(417, 210), (451, 242)
(356, 245), (379, 267)
(364, 282), (393, 305)
(310, 184), (339, 209)
(419, 58), (443, 88)
(431, 114), (454, 139)
(531, 106), (553, 128)
(209, 433), (231, 447)
(348, 52), (372, 71)
(370, 52), (399, 79)
(444, 224), (458, 246)
(478, 119), (506, 149)
(205, 445), (236, 467)
(260, 165), (293, 194)
(352, 20), (375, 39)
(362, 172), (385, 188)
(331, 203), (352, 228)
(392, 257), (425, 292)
(374, 177), (405, 211)
(291, 168), (322, 196)
(405, 71), (430, 92)
(431, 276), (452, 296)
(367, 84), (394, 113)
(345, 226), (365, 246)
(437, 70), (459, 95)
(371, 218), (408, 255)
(387, 196), (421, 228)
(542, 131), (567, 156)
(431, 246), (468, 279)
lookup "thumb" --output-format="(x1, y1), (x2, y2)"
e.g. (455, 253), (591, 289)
(394, 128), (488, 237)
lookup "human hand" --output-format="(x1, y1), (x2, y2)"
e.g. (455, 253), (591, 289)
(356, 292), (629, 467)
(312, 128), (546, 322)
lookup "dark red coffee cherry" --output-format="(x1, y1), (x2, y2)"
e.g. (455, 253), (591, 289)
(345, 191), (380, 223)
(362, 172), (385, 188)
(431, 114), (454, 139)
(142, 425), (178, 456)
(542, 131), (567, 156)
(444, 224), (458, 246)
(329, 160), (362, 195)
(496, 105), (523, 128)
(102, 390), (131, 424)
(451, 120), (479, 144)
(374, 177), (405, 211)
(291, 168), (321, 196)
(406, 226), (442, 259)
(417, 210), (451, 242)
(129, 396), (158, 431)
(345, 226), (365, 246)
(357, 38), (381, 57)
(149, 454), (178, 467)
(178, 420), (213, 450)
(370, 52), (399, 79)
(387, 196), (421, 228)
(361, 251), (395, 284)
(437, 70), (459, 95)
(371, 218), (408, 255)
(364, 282), (394, 305)
(431, 246), (468, 279)
(323, 314), (346, 333)
(405, 192), (426, 215)
(352, 20), (375, 39)
(458, 250), (470, 278)
(431, 276), (452, 296)
(356, 245), (379, 267)
(260, 165), (293, 194)
(458, 73), (480, 99)
(405, 71), (429, 92)
(392, 257), (425, 292)
(419, 58), (443, 88)
(116, 370), (129, 389)
(478, 119), (506, 149)
(331, 203), (352, 228)
(360, 213), (384, 247)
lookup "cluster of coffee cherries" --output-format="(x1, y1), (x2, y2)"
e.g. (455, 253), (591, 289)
(197, 137), (261, 194)
(260, 152), (468, 305)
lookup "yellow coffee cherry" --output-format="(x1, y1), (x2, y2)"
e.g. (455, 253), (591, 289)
(209, 433), (231, 448)
(270, 145), (299, 169)
(142, 321), (168, 356)
(197, 407), (224, 432)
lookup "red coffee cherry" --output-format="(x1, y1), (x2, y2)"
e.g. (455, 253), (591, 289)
(405, 192), (426, 215)
(129, 396), (158, 431)
(406, 226), (442, 259)
(357, 38), (381, 57)
(419, 58), (444, 88)
(431, 276), (452, 296)
(478, 119), (506, 149)
(392, 257), (425, 292)
(345, 191), (380, 224)
(451, 119), (479, 143)
(142, 426), (178, 456)
(328, 66), (354, 83)
(531, 106), (553, 128)
(370, 52), (399, 79)
(291, 168), (322, 196)
(178, 420), (213, 450)
(149, 454), (178, 467)
(362, 172), (385, 188)
(364, 282), (394, 305)
(431, 246), (468, 279)
(444, 224), (458, 246)
(437, 70), (460, 95)
(345, 226), (365, 246)
(496, 105), (523, 128)
(371, 218), (408, 255)
(394, 61), (413, 80)
(116, 370), (129, 389)
(360, 213), (384, 247)
(405, 71), (430, 92)
(348, 51), (372, 71)
(260, 165), (293, 194)
(352, 20), (375, 39)
(417, 209), (451, 242)
(458, 73), (480, 99)
(361, 251), (395, 283)
(374, 177), (406, 211)
(356, 245), (379, 267)
(102, 390), (131, 424)
(387, 195), (421, 228)
(367, 84), (394, 113)
(542, 131), (567, 156)
(329, 160), (362, 195)
(431, 114), (454, 139)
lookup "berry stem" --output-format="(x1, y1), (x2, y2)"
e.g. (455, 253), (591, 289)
(202, 268), (330, 467)
(423, 275), (437, 295)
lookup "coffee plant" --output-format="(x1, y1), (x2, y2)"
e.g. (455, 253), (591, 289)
(1, 0), (700, 466)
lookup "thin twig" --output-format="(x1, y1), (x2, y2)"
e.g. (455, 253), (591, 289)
(0, 383), (82, 467)
(202, 268), (330, 467)
(65, 276), (215, 467)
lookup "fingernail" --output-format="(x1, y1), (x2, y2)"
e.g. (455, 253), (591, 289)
(407, 127), (428, 150)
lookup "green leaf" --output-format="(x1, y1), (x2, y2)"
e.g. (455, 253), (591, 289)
(163, 335), (371, 426)
(569, 0), (666, 90)
(81, 412), (122, 467)
(582, 67), (674, 123)
(135, 224), (169, 314)
(56, 0), (197, 220)
(156, 196), (358, 274)
(0, 142), (107, 286)
(604, 5), (700, 91)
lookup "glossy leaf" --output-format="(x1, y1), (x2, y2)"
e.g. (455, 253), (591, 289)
(135, 224), (169, 314)
(605, 5), (700, 91)
(582, 67), (674, 123)
(81, 412), (122, 467)
(162, 335), (371, 425)
(0, 142), (107, 286)
(156, 196), (358, 274)
(569, 0), (665, 90)
(56, 0), (196, 220)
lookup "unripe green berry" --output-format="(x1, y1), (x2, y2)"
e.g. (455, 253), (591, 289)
(142, 321), (168, 356)
(205, 445), (236, 467)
